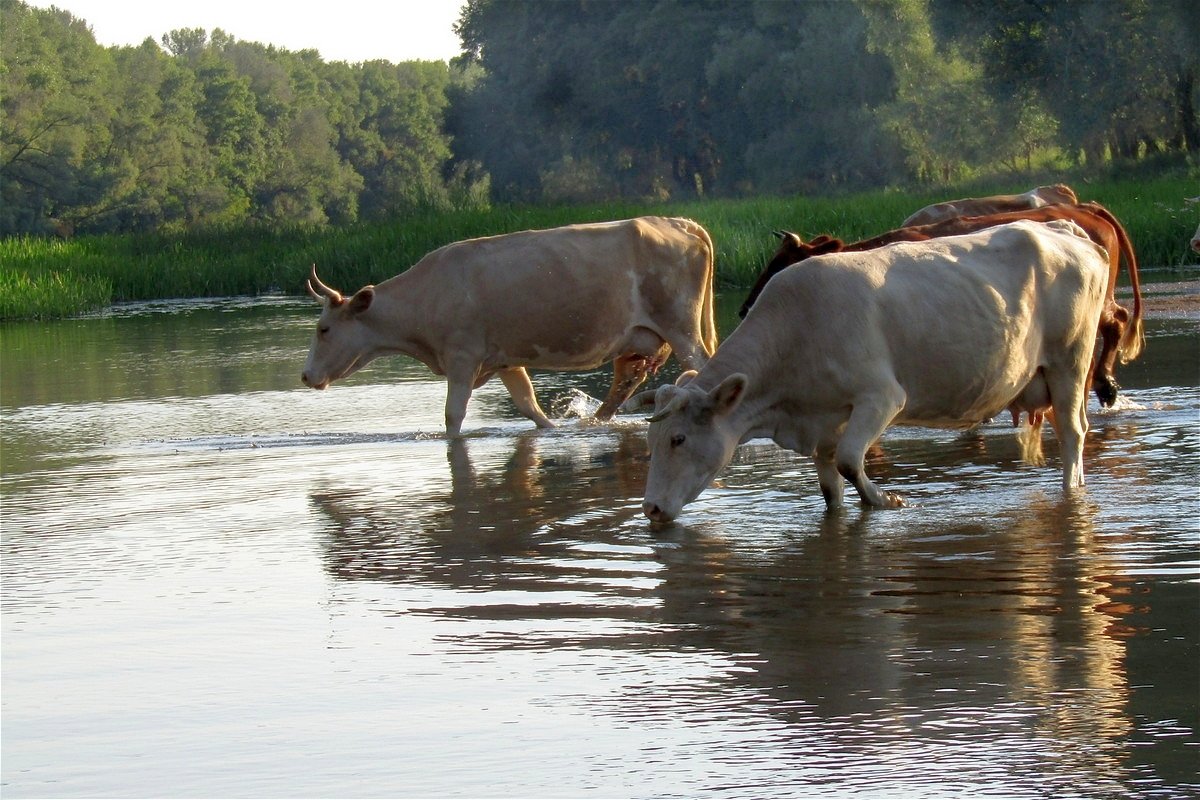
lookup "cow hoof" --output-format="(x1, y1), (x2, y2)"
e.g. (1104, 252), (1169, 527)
(1095, 377), (1120, 407)
(864, 493), (907, 509)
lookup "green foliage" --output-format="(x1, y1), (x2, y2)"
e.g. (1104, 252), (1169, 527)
(1, 0), (1197, 241)
(2, 175), (1194, 321)
(456, 0), (1198, 202)
(0, 1), (480, 237)
(0, 239), (113, 319)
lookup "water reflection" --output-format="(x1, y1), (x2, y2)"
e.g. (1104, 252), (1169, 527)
(642, 498), (1138, 797)
(2, 298), (1195, 798)
(314, 430), (650, 589)
(309, 427), (1189, 796)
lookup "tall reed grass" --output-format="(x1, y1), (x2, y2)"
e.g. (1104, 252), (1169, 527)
(0, 239), (113, 320)
(2, 175), (1196, 321)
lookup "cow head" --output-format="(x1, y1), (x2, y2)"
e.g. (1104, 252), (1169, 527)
(738, 232), (844, 319)
(1037, 183), (1079, 206)
(301, 265), (378, 390)
(642, 371), (748, 524)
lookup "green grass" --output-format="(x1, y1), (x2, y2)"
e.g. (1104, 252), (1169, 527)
(2, 174), (1197, 320)
(0, 239), (114, 320)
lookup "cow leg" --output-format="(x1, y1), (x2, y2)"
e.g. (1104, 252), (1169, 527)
(597, 352), (667, 424)
(1045, 366), (1090, 491)
(836, 387), (907, 509)
(1091, 302), (1128, 407)
(499, 368), (554, 429)
(444, 359), (488, 437)
(597, 334), (671, 421)
(444, 378), (473, 437)
(596, 355), (651, 421)
(813, 442), (845, 511)
(662, 332), (708, 373)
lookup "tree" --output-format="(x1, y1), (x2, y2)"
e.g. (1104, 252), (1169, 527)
(1, 0), (116, 234)
(705, 0), (900, 192)
(349, 60), (454, 217)
(928, 0), (1199, 164)
(860, 0), (996, 183)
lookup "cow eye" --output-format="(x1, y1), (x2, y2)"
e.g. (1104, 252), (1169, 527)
(318, 325), (330, 336)
(670, 434), (686, 448)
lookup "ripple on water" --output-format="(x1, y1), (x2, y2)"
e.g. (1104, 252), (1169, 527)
(1, 307), (1196, 798)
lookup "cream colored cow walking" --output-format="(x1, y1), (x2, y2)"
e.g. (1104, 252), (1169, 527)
(302, 216), (717, 436)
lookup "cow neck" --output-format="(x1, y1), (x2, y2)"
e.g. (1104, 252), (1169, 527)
(369, 270), (440, 371)
(689, 332), (772, 437)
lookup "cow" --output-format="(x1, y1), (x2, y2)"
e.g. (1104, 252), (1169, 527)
(301, 216), (717, 436)
(739, 202), (1143, 408)
(901, 184), (1079, 227)
(636, 220), (1110, 523)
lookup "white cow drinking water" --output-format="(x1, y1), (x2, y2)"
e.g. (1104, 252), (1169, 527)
(636, 220), (1110, 523)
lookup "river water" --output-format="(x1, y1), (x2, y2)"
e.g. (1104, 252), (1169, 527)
(2, 289), (1197, 798)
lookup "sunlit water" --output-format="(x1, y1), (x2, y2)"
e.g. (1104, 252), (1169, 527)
(2, 293), (1197, 798)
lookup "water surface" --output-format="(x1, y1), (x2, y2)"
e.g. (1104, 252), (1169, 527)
(2, 294), (1197, 798)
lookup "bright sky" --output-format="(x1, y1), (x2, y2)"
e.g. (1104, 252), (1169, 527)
(26, 0), (467, 63)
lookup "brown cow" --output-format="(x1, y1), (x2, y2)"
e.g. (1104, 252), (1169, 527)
(739, 203), (1143, 408)
(901, 184), (1079, 227)
(1187, 197), (1199, 253)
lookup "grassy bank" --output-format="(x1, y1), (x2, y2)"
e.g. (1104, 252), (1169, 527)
(2, 175), (1197, 320)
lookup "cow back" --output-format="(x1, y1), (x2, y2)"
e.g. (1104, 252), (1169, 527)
(736, 221), (1108, 426)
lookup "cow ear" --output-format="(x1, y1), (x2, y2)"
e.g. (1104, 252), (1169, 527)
(348, 286), (374, 314)
(709, 373), (747, 416)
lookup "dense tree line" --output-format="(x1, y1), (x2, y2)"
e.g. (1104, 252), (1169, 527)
(1, 0), (482, 236)
(2, 0), (1196, 237)
(453, 0), (1198, 201)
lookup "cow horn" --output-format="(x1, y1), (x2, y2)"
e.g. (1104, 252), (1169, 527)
(646, 408), (672, 424)
(308, 264), (343, 305)
(622, 389), (658, 414)
(305, 279), (323, 302)
(646, 394), (686, 424)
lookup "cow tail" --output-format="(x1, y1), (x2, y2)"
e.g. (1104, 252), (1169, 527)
(1089, 204), (1145, 363)
(694, 220), (719, 356)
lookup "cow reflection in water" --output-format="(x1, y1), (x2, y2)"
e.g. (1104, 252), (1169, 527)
(312, 431), (650, 588)
(312, 428), (1144, 788)
(640, 496), (1139, 789)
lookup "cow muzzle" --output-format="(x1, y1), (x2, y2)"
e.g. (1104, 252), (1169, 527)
(301, 371), (329, 390)
(642, 500), (677, 525)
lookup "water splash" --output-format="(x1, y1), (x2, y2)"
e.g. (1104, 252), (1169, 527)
(1100, 393), (1147, 413)
(552, 389), (603, 420)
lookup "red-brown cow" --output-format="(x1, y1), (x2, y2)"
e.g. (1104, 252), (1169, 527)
(739, 203), (1143, 408)
(901, 184), (1079, 227)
